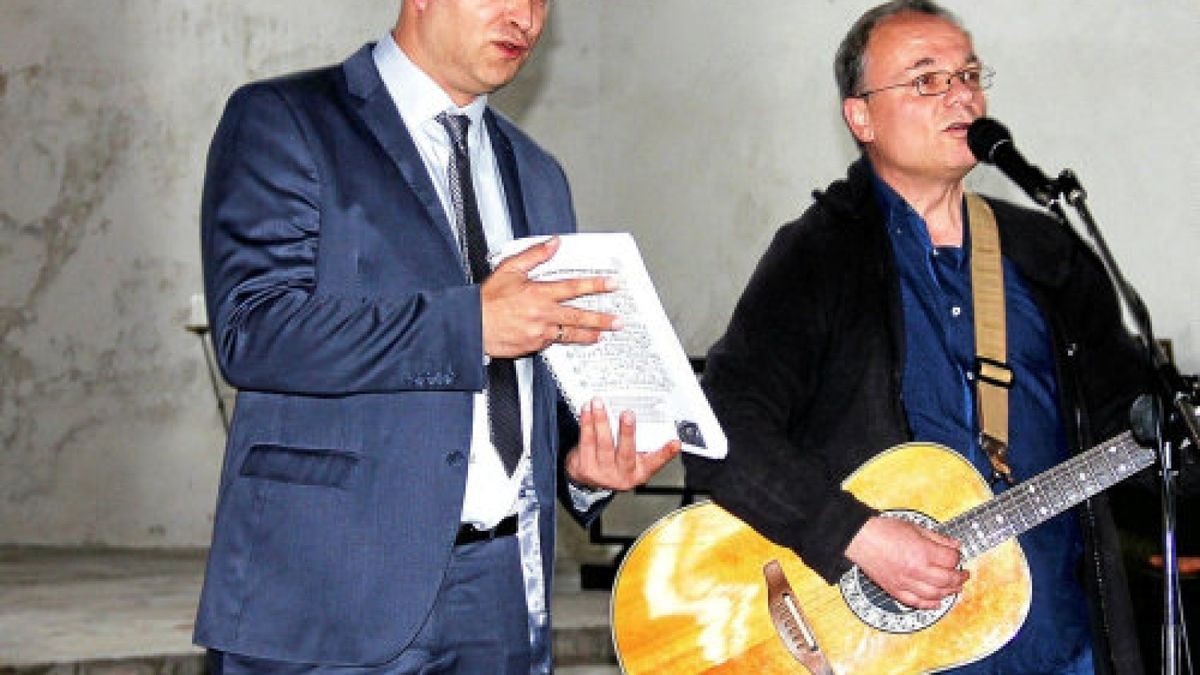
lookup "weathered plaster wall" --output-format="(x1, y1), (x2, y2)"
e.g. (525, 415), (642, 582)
(0, 2), (396, 545)
(511, 0), (1200, 369)
(2, 1), (1197, 547)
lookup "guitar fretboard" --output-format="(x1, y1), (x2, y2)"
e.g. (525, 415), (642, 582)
(937, 432), (1153, 561)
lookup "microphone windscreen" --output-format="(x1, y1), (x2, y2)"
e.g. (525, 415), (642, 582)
(967, 117), (1012, 164)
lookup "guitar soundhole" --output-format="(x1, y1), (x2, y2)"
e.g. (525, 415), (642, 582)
(838, 509), (957, 634)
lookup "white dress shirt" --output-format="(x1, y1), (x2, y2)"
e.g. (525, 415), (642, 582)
(373, 35), (532, 528)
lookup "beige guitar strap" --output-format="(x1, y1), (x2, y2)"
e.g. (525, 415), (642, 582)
(966, 193), (1015, 484)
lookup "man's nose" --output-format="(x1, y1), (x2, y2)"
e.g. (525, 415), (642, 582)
(943, 73), (977, 105)
(507, 0), (535, 32)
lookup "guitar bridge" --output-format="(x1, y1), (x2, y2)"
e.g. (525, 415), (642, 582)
(764, 560), (834, 675)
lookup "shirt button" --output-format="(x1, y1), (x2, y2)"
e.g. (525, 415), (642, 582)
(951, 306), (962, 317)
(446, 451), (465, 467)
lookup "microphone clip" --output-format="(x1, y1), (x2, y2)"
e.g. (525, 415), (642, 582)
(1050, 169), (1086, 207)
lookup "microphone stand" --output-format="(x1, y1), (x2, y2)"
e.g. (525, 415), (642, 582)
(1048, 169), (1199, 675)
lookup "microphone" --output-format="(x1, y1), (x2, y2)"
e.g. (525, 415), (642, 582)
(967, 117), (1056, 207)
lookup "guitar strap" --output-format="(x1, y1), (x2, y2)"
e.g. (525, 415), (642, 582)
(966, 193), (1015, 484)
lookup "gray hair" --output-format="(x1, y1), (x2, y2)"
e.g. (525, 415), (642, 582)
(834, 0), (964, 100)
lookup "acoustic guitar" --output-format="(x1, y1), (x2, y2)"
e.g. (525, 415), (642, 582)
(611, 432), (1153, 674)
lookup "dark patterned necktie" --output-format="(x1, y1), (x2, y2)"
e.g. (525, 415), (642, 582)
(437, 112), (523, 476)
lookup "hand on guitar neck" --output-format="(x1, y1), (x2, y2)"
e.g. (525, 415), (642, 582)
(845, 516), (970, 610)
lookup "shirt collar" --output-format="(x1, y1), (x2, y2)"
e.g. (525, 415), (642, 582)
(373, 34), (489, 144)
(867, 160), (917, 232)
(867, 159), (970, 264)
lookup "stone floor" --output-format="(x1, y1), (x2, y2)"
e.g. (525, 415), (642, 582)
(0, 547), (619, 674)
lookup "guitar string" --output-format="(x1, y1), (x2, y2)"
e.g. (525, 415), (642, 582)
(795, 436), (1143, 616)
(941, 433), (1143, 557)
(612, 441), (1155, 662)
(850, 460), (1135, 612)
(980, 438), (1141, 555)
(720, 436), (1149, 621)
(839, 434), (1148, 612)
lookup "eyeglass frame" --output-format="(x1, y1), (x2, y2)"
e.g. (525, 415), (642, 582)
(855, 64), (995, 99)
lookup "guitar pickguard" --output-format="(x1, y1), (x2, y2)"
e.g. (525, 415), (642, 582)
(838, 509), (957, 634)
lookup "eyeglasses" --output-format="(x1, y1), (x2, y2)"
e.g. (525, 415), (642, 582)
(856, 65), (994, 99)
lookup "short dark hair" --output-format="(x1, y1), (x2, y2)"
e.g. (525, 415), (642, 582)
(834, 0), (964, 100)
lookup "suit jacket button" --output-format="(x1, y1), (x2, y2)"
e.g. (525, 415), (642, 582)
(446, 451), (465, 467)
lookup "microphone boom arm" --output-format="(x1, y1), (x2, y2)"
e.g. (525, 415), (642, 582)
(1050, 169), (1199, 449)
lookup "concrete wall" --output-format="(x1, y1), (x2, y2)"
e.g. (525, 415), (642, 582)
(2, 1), (1197, 547)
(0, 1), (395, 546)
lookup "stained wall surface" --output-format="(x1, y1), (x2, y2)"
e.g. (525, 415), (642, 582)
(2, 1), (1196, 546)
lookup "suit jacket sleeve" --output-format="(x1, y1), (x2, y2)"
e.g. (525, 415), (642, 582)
(201, 83), (487, 395)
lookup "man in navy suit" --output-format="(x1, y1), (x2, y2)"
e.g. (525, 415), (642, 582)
(194, 1), (680, 672)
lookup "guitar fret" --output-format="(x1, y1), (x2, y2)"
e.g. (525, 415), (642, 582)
(1007, 485), (1038, 533)
(1063, 463), (1085, 505)
(1009, 486), (1035, 533)
(954, 517), (977, 554)
(991, 494), (1016, 543)
(1091, 448), (1119, 491)
(1011, 483), (1033, 529)
(944, 433), (1151, 561)
(1078, 455), (1103, 496)
(1091, 442), (1121, 487)
(1023, 483), (1048, 525)
(1047, 463), (1071, 512)
(978, 500), (1009, 550)
(942, 512), (982, 560)
(1065, 465), (1085, 505)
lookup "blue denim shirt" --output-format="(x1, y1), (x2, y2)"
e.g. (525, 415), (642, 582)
(872, 168), (1094, 674)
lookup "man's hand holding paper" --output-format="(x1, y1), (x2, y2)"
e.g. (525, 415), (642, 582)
(493, 232), (728, 460)
(565, 397), (682, 491)
(481, 235), (620, 357)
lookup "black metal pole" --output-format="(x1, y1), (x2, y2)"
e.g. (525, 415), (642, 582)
(1050, 169), (1197, 674)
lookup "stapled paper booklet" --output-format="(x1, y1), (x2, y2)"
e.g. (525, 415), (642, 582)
(493, 233), (727, 460)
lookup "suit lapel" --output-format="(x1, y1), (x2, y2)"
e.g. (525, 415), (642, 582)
(485, 110), (530, 240)
(342, 47), (537, 257)
(341, 45), (461, 260)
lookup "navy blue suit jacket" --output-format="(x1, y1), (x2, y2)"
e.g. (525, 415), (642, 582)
(194, 45), (591, 665)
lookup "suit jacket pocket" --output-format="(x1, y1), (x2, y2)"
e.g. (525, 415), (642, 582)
(240, 444), (359, 488)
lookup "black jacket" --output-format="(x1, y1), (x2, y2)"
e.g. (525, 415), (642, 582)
(686, 157), (1151, 674)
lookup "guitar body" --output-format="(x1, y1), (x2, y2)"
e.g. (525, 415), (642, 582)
(612, 442), (1032, 674)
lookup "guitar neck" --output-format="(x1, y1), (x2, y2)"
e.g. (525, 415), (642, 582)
(938, 432), (1153, 561)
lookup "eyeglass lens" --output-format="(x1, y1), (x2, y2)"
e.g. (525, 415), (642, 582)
(916, 68), (990, 95)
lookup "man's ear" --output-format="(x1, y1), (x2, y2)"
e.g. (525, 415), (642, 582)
(843, 97), (874, 145)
